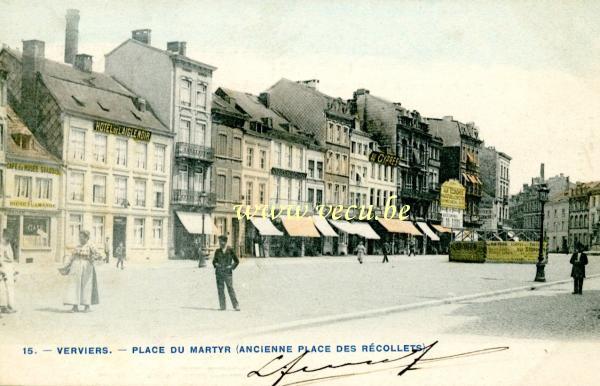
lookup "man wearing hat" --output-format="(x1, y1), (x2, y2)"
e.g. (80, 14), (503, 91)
(570, 242), (589, 295)
(212, 235), (240, 311)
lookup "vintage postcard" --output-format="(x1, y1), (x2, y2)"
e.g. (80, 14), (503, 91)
(0, 1), (599, 385)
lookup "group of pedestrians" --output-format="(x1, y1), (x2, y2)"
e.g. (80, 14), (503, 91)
(354, 239), (416, 264)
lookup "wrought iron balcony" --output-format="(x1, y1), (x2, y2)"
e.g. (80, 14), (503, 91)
(171, 190), (216, 207)
(175, 142), (214, 162)
(401, 187), (436, 200)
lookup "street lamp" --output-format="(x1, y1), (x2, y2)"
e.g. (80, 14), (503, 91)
(534, 183), (550, 282)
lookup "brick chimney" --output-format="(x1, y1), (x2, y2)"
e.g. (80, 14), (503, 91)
(132, 29), (152, 45)
(442, 115), (454, 121)
(21, 40), (45, 128)
(167, 41), (187, 56)
(298, 79), (319, 90)
(64, 9), (80, 64)
(258, 92), (270, 108)
(540, 163), (545, 181)
(74, 54), (93, 72)
(354, 88), (369, 96)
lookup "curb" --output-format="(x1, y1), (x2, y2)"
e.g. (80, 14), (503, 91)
(229, 274), (600, 339)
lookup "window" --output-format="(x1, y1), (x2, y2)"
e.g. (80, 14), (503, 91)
(196, 83), (207, 109)
(275, 143), (282, 166)
(218, 134), (227, 155)
(194, 121), (206, 145)
(135, 180), (146, 206)
(308, 160), (315, 178)
(35, 177), (52, 200)
(68, 214), (82, 246)
(334, 184), (340, 202)
(342, 155), (347, 174)
(259, 183), (266, 204)
(115, 176), (128, 206)
(335, 154), (341, 173)
(351, 142), (356, 153)
(316, 189), (323, 205)
(70, 129), (85, 160)
(246, 181), (253, 205)
(233, 137), (242, 158)
(154, 144), (166, 173)
(180, 78), (191, 106)
(134, 218), (145, 245)
(179, 119), (191, 142)
(260, 150), (267, 169)
(22, 217), (50, 248)
(288, 145), (293, 168)
(217, 175), (226, 200)
(0, 123), (3, 150)
(153, 219), (163, 245)
(0, 170), (3, 197)
(69, 172), (84, 201)
(317, 161), (323, 179)
(115, 138), (128, 166)
(136, 142), (147, 169)
(232, 176), (241, 202)
(93, 134), (107, 163)
(92, 216), (104, 245)
(92, 175), (106, 204)
(153, 182), (165, 208)
(247, 147), (254, 167)
(308, 188), (315, 205)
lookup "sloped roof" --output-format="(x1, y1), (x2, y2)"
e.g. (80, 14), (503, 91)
(211, 93), (246, 118)
(265, 78), (354, 138)
(5, 105), (61, 164)
(426, 117), (462, 146)
(3, 47), (169, 134)
(219, 87), (291, 130)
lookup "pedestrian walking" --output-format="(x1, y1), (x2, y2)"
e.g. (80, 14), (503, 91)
(382, 241), (390, 263)
(104, 237), (111, 263)
(115, 242), (125, 270)
(355, 241), (367, 264)
(212, 235), (240, 311)
(0, 231), (16, 314)
(408, 237), (416, 256)
(61, 230), (102, 313)
(570, 242), (588, 295)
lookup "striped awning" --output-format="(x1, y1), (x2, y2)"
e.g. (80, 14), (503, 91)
(329, 220), (380, 239)
(250, 217), (284, 236)
(431, 224), (451, 233)
(176, 212), (215, 234)
(416, 222), (440, 241)
(377, 218), (422, 236)
(312, 215), (338, 237)
(281, 216), (320, 237)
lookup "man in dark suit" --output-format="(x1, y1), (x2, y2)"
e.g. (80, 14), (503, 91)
(213, 235), (240, 311)
(570, 242), (589, 295)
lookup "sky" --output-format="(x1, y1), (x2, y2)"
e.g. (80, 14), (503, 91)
(1, 0), (600, 194)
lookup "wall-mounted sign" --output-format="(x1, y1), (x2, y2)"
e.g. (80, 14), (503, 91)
(440, 179), (466, 210)
(8, 199), (55, 209)
(368, 151), (401, 167)
(7, 162), (61, 175)
(94, 120), (151, 142)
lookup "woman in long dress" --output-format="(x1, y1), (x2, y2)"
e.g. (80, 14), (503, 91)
(63, 230), (102, 312)
(0, 231), (16, 313)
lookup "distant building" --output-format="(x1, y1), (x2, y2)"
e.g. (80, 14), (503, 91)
(568, 182), (600, 250)
(544, 191), (570, 253)
(479, 145), (511, 229)
(427, 116), (483, 228)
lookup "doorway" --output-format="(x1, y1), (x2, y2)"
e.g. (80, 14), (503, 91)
(113, 217), (127, 257)
(6, 215), (20, 262)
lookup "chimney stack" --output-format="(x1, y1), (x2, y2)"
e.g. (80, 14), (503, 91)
(354, 88), (370, 96)
(258, 92), (270, 108)
(64, 9), (80, 64)
(442, 115), (453, 121)
(132, 29), (152, 45)
(21, 40), (45, 128)
(167, 41), (187, 56)
(73, 54), (93, 72)
(297, 79), (319, 90)
(540, 163), (545, 181)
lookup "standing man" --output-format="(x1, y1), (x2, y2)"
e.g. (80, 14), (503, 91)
(570, 242), (588, 295)
(213, 235), (240, 311)
(0, 231), (16, 313)
(104, 237), (111, 263)
(115, 241), (125, 270)
(355, 241), (367, 264)
(382, 241), (390, 263)
(408, 237), (416, 256)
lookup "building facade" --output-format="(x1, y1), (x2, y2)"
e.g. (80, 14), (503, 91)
(105, 30), (217, 258)
(545, 191), (570, 253)
(480, 145), (511, 229)
(568, 182), (600, 250)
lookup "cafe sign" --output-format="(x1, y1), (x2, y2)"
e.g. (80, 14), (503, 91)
(7, 162), (61, 175)
(94, 120), (152, 142)
(368, 151), (402, 167)
(440, 179), (466, 210)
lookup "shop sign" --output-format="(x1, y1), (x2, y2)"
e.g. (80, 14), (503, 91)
(8, 199), (55, 209)
(368, 151), (402, 167)
(94, 120), (152, 142)
(440, 180), (466, 209)
(6, 162), (61, 175)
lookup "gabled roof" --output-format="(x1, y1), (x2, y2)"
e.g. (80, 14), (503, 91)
(426, 117), (462, 147)
(5, 105), (61, 164)
(211, 93), (247, 118)
(106, 38), (217, 71)
(265, 78), (354, 136)
(3, 47), (169, 134)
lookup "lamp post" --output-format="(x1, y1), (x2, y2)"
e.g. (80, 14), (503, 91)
(534, 183), (550, 282)
(198, 191), (207, 268)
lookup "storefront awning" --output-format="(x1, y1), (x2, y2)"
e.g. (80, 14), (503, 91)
(176, 211), (214, 234)
(312, 215), (338, 237)
(352, 222), (381, 240)
(250, 217), (284, 236)
(431, 224), (451, 233)
(281, 216), (320, 237)
(329, 220), (356, 235)
(416, 222), (440, 241)
(377, 218), (422, 236)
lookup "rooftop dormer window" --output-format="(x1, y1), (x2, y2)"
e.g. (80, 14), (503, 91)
(12, 133), (33, 150)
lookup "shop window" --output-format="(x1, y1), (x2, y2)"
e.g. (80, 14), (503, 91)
(134, 218), (145, 245)
(22, 217), (50, 249)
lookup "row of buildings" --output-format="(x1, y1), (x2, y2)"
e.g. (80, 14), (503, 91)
(0, 10), (512, 263)
(508, 164), (600, 253)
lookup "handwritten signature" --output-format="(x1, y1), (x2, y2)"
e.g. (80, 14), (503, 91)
(247, 341), (509, 386)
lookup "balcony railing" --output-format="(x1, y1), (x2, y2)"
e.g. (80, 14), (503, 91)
(172, 190), (216, 207)
(175, 142), (214, 162)
(401, 187), (436, 200)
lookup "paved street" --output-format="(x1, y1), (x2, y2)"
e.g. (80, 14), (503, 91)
(1, 253), (599, 386)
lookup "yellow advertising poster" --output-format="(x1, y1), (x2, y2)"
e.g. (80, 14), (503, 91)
(440, 179), (466, 209)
